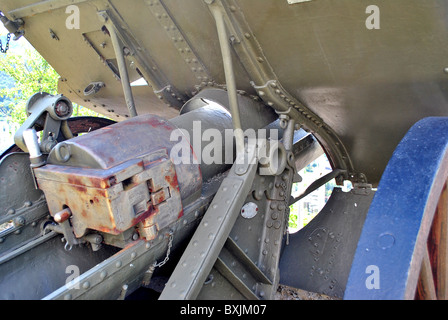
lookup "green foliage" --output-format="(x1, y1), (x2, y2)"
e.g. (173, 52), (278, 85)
(0, 46), (101, 126)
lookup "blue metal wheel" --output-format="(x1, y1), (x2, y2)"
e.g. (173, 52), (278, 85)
(344, 117), (448, 300)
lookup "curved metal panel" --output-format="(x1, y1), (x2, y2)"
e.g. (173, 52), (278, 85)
(1, 0), (448, 183)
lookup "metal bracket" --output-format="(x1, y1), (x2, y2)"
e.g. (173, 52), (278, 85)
(14, 92), (73, 153)
(97, 9), (186, 109)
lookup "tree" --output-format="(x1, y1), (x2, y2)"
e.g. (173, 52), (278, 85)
(0, 44), (100, 126)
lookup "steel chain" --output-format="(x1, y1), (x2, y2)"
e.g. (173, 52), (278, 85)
(152, 231), (174, 268)
(0, 33), (11, 54)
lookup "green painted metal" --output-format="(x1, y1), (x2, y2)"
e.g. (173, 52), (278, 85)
(1, 0), (448, 301)
(0, 0), (445, 185)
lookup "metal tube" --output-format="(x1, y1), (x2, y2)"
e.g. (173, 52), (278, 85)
(108, 24), (138, 118)
(209, 5), (245, 156)
(22, 129), (41, 159)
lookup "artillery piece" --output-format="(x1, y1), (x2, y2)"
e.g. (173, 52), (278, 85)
(0, 0), (447, 300)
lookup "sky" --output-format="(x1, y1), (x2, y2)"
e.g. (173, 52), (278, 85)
(0, 24), (31, 152)
(0, 23), (33, 55)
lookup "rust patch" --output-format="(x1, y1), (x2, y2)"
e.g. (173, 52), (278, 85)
(73, 185), (87, 193)
(152, 190), (166, 205)
(136, 204), (158, 224)
(165, 173), (180, 190)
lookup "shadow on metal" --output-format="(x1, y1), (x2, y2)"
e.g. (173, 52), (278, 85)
(279, 187), (374, 299)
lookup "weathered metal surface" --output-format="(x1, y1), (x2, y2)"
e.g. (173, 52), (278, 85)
(2, 1), (446, 184)
(35, 149), (183, 239)
(0, 154), (50, 256)
(345, 117), (448, 299)
(42, 165), (224, 300)
(2, 0), (448, 302)
(45, 114), (202, 204)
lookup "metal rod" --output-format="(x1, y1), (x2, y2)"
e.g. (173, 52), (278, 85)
(289, 169), (346, 206)
(209, 4), (244, 156)
(108, 24), (138, 118)
(22, 129), (41, 159)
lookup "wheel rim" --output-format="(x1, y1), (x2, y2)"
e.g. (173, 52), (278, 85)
(344, 117), (448, 300)
(415, 180), (448, 300)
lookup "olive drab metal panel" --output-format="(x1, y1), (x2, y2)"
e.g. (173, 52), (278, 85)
(1, 0), (448, 185)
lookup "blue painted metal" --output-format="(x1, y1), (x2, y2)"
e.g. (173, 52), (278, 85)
(344, 117), (448, 300)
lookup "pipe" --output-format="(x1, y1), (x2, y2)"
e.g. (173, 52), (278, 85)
(209, 4), (245, 157)
(108, 24), (138, 118)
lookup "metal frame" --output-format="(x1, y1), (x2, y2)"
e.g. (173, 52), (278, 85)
(7, 0), (89, 19)
(159, 144), (259, 299)
(208, 0), (362, 185)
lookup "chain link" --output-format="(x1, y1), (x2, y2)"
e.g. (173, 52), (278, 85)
(0, 33), (11, 54)
(152, 231), (174, 269)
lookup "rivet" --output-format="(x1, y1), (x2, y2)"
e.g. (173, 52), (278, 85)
(14, 216), (25, 226)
